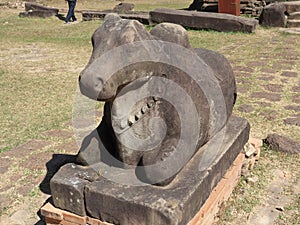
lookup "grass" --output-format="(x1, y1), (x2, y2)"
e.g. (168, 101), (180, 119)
(219, 146), (300, 224)
(0, 9), (102, 152)
(0, 0), (299, 224)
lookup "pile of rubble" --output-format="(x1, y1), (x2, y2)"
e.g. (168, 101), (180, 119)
(188, 0), (295, 17)
(240, 0), (267, 17)
(242, 138), (262, 185)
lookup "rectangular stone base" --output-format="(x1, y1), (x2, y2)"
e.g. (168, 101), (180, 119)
(50, 116), (249, 225)
(42, 153), (245, 225)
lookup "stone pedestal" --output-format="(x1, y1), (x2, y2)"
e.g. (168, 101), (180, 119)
(50, 116), (249, 225)
(42, 153), (245, 225)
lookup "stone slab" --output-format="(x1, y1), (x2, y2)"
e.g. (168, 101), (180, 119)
(149, 8), (258, 33)
(84, 116), (249, 225)
(289, 12), (300, 20)
(82, 10), (150, 24)
(19, 10), (57, 18)
(288, 19), (300, 28)
(282, 1), (300, 14)
(24, 2), (59, 14)
(279, 28), (300, 35)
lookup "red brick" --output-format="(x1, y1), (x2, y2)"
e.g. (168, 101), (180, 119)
(45, 217), (61, 225)
(60, 220), (79, 225)
(188, 153), (244, 225)
(41, 203), (63, 221)
(249, 137), (262, 149)
(87, 216), (115, 225)
(63, 211), (86, 224)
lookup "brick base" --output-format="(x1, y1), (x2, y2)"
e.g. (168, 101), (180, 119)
(41, 153), (245, 225)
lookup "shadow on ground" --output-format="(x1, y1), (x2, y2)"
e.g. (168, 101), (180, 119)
(35, 154), (76, 225)
(56, 14), (66, 21)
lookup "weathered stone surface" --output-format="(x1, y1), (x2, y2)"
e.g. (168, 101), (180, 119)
(80, 13), (153, 67)
(113, 3), (134, 12)
(262, 84), (283, 93)
(19, 10), (57, 18)
(283, 116), (300, 127)
(282, 1), (300, 14)
(193, 47), (236, 117)
(284, 105), (300, 112)
(188, 0), (266, 16)
(264, 133), (300, 154)
(281, 71), (298, 77)
(118, 13), (150, 24)
(150, 23), (191, 48)
(83, 116), (250, 225)
(259, 110), (277, 121)
(288, 19), (300, 28)
(82, 10), (112, 21)
(251, 91), (281, 102)
(150, 8), (258, 33)
(25, 2), (59, 13)
(19, 2), (59, 18)
(237, 104), (254, 113)
(289, 12), (300, 20)
(81, 10), (150, 24)
(50, 163), (99, 216)
(78, 14), (237, 185)
(259, 3), (287, 27)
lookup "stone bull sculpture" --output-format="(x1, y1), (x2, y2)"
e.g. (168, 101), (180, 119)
(76, 14), (236, 185)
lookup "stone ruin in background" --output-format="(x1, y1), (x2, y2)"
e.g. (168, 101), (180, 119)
(19, 2), (59, 18)
(49, 14), (250, 225)
(188, 0), (268, 17)
(17, 1), (300, 29)
(188, 0), (300, 28)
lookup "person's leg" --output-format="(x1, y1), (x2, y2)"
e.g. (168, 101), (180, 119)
(71, 0), (77, 22)
(65, 1), (73, 23)
(65, 1), (77, 23)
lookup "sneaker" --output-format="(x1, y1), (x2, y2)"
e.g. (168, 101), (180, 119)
(64, 21), (71, 25)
